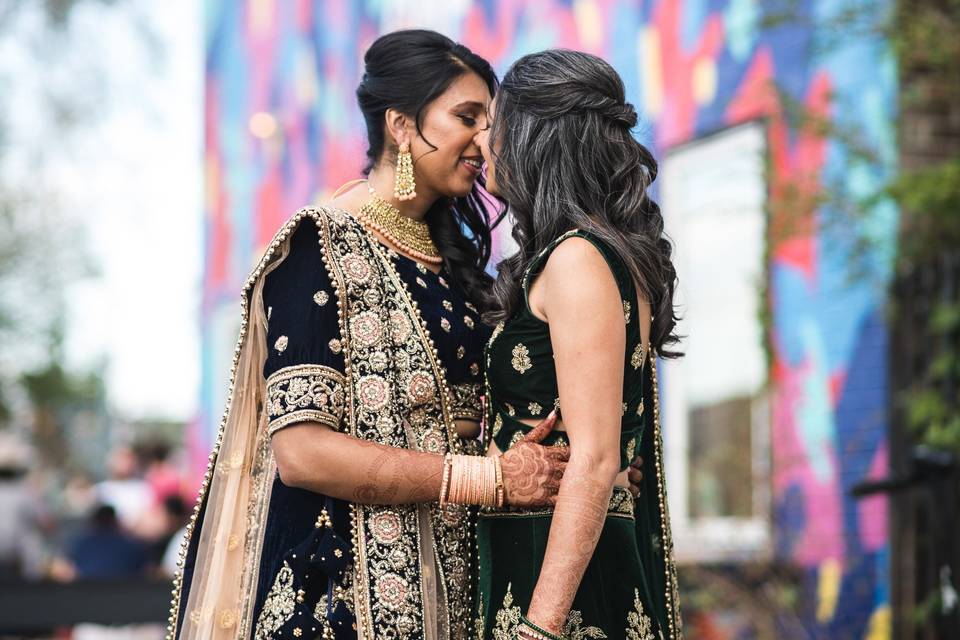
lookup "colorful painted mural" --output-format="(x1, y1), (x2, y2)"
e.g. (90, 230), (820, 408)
(202, 1), (897, 637)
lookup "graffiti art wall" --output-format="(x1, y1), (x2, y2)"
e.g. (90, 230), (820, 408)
(203, 1), (897, 637)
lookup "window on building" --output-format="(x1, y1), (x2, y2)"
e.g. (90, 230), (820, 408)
(659, 122), (770, 562)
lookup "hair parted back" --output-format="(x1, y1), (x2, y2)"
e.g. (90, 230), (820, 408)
(486, 49), (681, 357)
(356, 29), (503, 309)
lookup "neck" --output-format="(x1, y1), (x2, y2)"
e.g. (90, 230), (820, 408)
(367, 166), (437, 221)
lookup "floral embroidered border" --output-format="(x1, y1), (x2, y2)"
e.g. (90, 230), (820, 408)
(318, 206), (474, 639)
(450, 382), (483, 421)
(265, 364), (347, 435)
(479, 487), (635, 520)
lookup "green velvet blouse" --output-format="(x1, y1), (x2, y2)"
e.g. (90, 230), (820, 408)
(484, 229), (649, 470)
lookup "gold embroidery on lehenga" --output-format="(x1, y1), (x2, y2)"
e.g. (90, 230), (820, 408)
(274, 335), (289, 353)
(492, 585), (522, 640)
(475, 595), (486, 640)
(313, 290), (330, 306)
(487, 585), (607, 640)
(320, 207), (473, 638)
(450, 382), (483, 421)
(253, 562), (296, 639)
(265, 364), (347, 435)
(528, 401), (543, 416)
(490, 320), (505, 344)
(631, 343), (645, 370)
(564, 609), (607, 639)
(623, 300), (631, 323)
(511, 343), (532, 374)
(625, 589), (656, 640)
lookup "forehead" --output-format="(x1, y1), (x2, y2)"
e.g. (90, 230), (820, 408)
(431, 71), (492, 109)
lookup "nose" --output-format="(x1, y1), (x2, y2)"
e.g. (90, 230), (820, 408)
(474, 128), (488, 147)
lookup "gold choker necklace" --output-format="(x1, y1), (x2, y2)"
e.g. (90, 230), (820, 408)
(357, 186), (442, 264)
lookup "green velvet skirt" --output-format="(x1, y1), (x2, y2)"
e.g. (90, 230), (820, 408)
(475, 487), (667, 640)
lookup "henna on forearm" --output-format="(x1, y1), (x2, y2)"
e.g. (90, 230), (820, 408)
(525, 454), (616, 633)
(272, 422), (445, 505)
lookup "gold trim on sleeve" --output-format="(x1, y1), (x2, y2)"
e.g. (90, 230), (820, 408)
(265, 364), (347, 434)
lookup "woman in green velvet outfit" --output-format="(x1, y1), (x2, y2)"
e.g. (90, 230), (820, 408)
(472, 50), (684, 640)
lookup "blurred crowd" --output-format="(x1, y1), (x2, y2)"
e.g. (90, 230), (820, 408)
(0, 432), (191, 584)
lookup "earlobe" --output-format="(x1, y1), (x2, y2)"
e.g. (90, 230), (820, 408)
(384, 107), (410, 148)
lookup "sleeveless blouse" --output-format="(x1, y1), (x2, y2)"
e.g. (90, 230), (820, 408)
(484, 229), (648, 470)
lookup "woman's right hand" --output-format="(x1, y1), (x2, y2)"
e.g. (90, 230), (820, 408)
(500, 411), (570, 508)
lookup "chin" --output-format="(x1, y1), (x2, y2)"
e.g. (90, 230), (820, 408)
(446, 179), (478, 199)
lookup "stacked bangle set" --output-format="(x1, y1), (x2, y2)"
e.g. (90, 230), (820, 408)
(439, 453), (505, 509)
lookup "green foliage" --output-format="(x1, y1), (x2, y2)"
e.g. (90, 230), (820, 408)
(886, 160), (960, 259)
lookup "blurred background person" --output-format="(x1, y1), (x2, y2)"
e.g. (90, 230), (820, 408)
(0, 432), (45, 581)
(64, 504), (148, 581)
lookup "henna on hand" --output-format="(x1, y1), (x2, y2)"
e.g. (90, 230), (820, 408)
(627, 454), (643, 497)
(500, 409), (570, 508)
(500, 442), (570, 508)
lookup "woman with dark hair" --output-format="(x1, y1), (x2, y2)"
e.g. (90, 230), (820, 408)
(168, 30), (572, 640)
(473, 50), (684, 640)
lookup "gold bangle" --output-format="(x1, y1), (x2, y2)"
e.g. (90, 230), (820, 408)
(450, 455), (462, 504)
(472, 457), (484, 505)
(493, 455), (505, 508)
(446, 454), (500, 507)
(485, 457), (497, 507)
(439, 453), (453, 505)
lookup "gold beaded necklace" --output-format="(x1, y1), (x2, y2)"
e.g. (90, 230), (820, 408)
(357, 185), (442, 264)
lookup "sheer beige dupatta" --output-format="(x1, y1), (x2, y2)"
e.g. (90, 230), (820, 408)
(169, 215), (309, 639)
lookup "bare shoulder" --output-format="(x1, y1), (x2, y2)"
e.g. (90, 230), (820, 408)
(541, 236), (618, 296)
(537, 235), (622, 323)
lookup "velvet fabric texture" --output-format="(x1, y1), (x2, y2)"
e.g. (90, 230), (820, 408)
(477, 231), (683, 639)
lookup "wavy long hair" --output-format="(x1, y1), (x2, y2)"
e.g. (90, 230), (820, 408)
(356, 29), (504, 308)
(485, 49), (681, 357)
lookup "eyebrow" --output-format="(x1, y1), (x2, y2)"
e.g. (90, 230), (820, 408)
(450, 101), (486, 111)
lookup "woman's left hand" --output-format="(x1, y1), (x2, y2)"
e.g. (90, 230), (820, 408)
(627, 455), (643, 497)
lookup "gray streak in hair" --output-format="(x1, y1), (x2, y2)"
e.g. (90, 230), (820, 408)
(483, 49), (681, 357)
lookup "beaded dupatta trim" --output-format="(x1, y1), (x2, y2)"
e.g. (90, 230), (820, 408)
(167, 209), (336, 638)
(167, 206), (473, 639)
(649, 353), (683, 638)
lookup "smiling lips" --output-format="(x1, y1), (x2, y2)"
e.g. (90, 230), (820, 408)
(460, 156), (482, 176)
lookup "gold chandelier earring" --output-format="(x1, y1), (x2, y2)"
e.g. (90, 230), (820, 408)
(394, 141), (417, 201)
